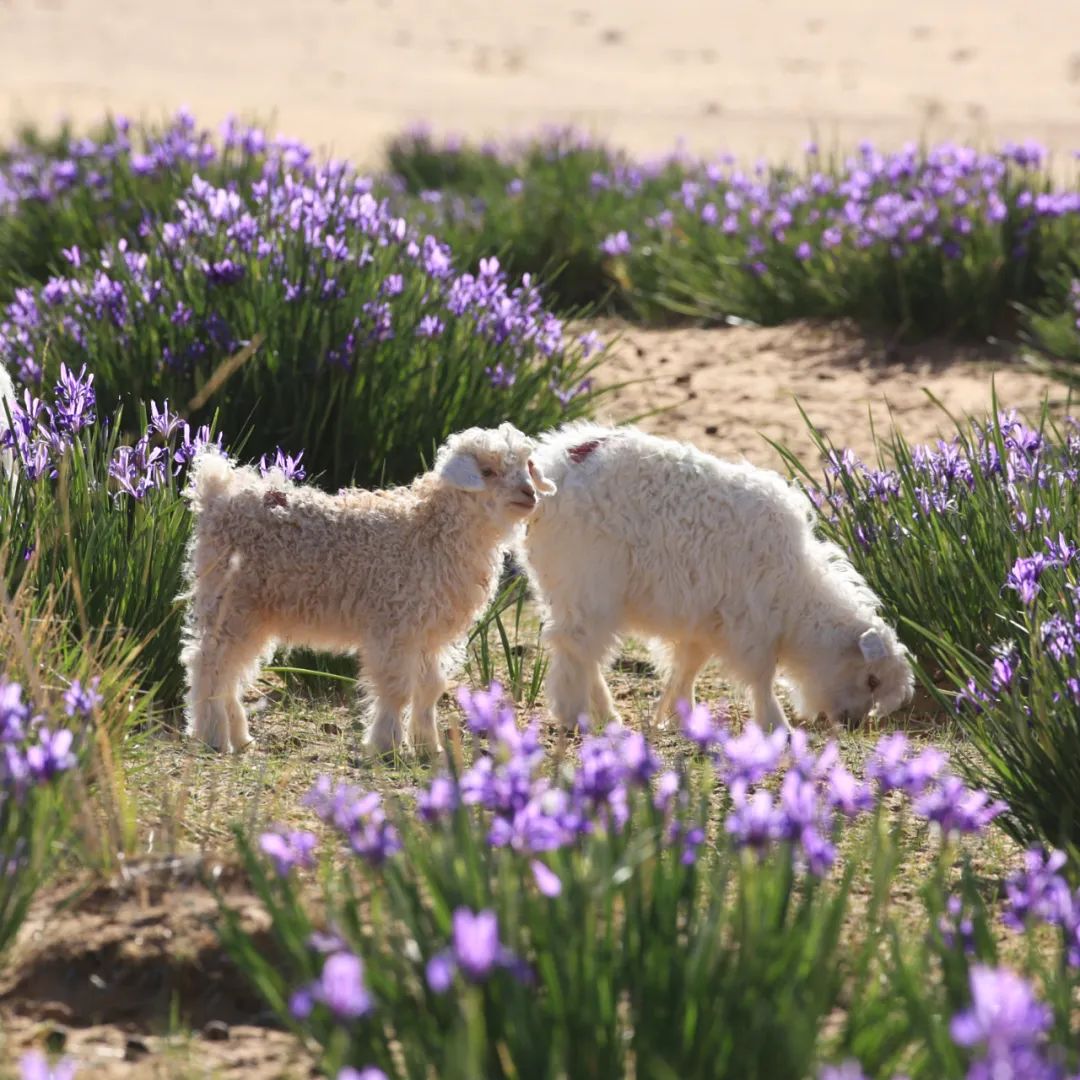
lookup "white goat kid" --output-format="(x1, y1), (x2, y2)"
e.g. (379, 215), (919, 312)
(181, 423), (555, 755)
(520, 422), (913, 732)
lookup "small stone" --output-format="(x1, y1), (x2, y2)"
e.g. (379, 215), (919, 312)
(124, 1037), (151, 1061)
(202, 1020), (230, 1042)
(45, 1027), (68, 1054)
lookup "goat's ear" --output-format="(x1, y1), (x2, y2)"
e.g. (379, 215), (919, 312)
(857, 628), (889, 662)
(528, 459), (557, 495)
(438, 451), (486, 491)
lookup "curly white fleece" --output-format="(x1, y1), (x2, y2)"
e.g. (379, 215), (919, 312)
(519, 422), (913, 731)
(0, 362), (14, 477)
(180, 422), (555, 754)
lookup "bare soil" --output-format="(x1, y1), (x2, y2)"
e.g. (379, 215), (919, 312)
(4, 0), (1080, 166)
(596, 320), (1063, 470)
(0, 860), (313, 1078)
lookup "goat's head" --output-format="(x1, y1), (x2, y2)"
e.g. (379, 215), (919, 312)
(789, 621), (914, 728)
(435, 422), (557, 521)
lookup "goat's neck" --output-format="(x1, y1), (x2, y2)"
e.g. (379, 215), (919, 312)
(783, 575), (866, 657)
(418, 483), (513, 562)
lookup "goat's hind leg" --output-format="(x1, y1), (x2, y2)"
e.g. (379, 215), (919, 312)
(183, 622), (263, 753)
(652, 640), (710, 729)
(362, 643), (411, 755)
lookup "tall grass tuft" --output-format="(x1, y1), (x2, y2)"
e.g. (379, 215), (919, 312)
(1, 142), (604, 490)
(777, 400), (1080, 861)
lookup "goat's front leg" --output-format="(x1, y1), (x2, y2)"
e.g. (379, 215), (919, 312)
(362, 650), (410, 755)
(409, 650), (448, 756)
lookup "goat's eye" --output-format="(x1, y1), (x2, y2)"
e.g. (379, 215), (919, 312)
(480, 467), (496, 479)
(867, 674), (881, 692)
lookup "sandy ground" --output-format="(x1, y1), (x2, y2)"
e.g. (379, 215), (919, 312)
(598, 321), (1064, 468)
(2, 0), (1080, 167)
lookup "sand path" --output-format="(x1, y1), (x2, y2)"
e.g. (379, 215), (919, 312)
(598, 321), (1063, 468)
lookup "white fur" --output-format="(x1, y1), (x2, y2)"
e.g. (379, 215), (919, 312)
(180, 423), (555, 754)
(0, 362), (14, 477)
(519, 422), (914, 732)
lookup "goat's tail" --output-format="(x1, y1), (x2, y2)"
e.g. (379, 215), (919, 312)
(185, 446), (237, 513)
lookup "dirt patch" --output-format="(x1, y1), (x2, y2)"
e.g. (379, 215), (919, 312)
(594, 320), (1063, 470)
(0, 857), (312, 1079)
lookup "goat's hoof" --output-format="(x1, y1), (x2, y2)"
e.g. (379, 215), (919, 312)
(363, 729), (404, 760)
(193, 732), (230, 754)
(412, 738), (443, 761)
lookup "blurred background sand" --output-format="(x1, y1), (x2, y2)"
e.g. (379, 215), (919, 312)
(3, 0), (1080, 165)
(2, 0), (1078, 465)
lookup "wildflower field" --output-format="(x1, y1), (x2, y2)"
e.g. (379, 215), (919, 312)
(1, 112), (1080, 1079)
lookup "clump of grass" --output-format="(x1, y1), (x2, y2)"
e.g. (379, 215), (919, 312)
(0, 556), (154, 969)
(777, 400), (1080, 860)
(386, 124), (688, 314)
(1, 151), (603, 490)
(0, 111), (273, 300)
(387, 129), (1080, 343)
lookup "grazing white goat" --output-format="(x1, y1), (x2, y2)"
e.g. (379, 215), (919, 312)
(520, 422), (913, 732)
(180, 423), (556, 754)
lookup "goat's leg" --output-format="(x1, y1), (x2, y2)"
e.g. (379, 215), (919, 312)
(183, 629), (264, 752)
(362, 645), (411, 754)
(409, 650), (448, 756)
(653, 640), (710, 728)
(544, 617), (619, 731)
(750, 675), (788, 732)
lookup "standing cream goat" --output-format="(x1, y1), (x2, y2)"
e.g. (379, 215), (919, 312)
(181, 423), (555, 754)
(520, 422), (913, 731)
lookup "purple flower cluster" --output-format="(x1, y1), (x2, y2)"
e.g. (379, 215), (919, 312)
(290, 950), (374, 1022)
(0, 110), (229, 213)
(257, 448), (306, 483)
(259, 828), (318, 877)
(956, 537), (1080, 719)
(0, 363), (95, 479)
(287, 687), (1007, 896)
(622, 140), (1074, 278)
(1003, 848), (1080, 968)
(426, 907), (525, 991)
(0, 360), (302, 499)
(302, 778), (402, 865)
(454, 683), (663, 855)
(936, 894), (976, 955)
(19, 1052), (77, 1080)
(708, 717), (1004, 871)
(0, 155), (588, 407)
(1, 679), (79, 802)
(950, 965), (1060, 1080)
(816, 410), (1070, 541)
